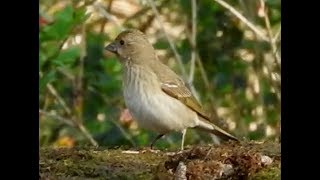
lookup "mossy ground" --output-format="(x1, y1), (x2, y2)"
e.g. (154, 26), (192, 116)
(40, 140), (280, 179)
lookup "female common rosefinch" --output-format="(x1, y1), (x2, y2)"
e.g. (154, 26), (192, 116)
(105, 29), (239, 150)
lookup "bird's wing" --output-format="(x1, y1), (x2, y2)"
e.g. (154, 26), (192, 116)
(160, 81), (211, 120)
(151, 61), (239, 141)
(151, 62), (211, 120)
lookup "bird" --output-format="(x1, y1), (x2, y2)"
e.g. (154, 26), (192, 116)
(104, 29), (239, 150)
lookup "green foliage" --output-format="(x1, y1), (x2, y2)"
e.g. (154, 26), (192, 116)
(40, 5), (88, 42)
(39, 0), (280, 148)
(39, 70), (56, 92)
(54, 47), (81, 67)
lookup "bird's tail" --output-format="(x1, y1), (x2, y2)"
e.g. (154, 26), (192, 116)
(196, 116), (239, 142)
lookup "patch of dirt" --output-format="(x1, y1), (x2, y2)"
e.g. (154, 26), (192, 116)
(161, 140), (280, 179)
(40, 141), (280, 179)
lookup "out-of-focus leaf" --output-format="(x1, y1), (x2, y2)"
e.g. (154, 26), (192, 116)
(39, 70), (56, 91)
(264, 92), (278, 106)
(134, 131), (149, 146)
(214, 72), (233, 94)
(40, 5), (74, 41)
(52, 46), (80, 67)
(85, 118), (112, 134)
(86, 33), (106, 65)
(243, 115), (253, 125)
(248, 124), (266, 140)
(40, 6), (89, 42)
(266, 110), (278, 126)
(102, 57), (122, 74)
(41, 41), (61, 56)
(270, 8), (281, 23)
(154, 39), (170, 50)
(74, 7), (90, 24)
(39, 52), (46, 69)
(177, 39), (191, 64)
(233, 60), (248, 71)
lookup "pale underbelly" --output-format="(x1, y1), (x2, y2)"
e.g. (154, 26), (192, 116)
(124, 89), (198, 134)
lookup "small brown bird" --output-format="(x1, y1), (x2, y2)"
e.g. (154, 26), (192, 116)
(105, 29), (239, 150)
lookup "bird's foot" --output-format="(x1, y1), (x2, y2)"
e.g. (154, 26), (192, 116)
(141, 147), (161, 153)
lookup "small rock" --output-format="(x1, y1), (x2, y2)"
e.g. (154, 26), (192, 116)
(260, 155), (273, 165)
(222, 164), (234, 176)
(175, 161), (187, 180)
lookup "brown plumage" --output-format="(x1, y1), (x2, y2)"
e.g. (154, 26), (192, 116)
(105, 29), (239, 150)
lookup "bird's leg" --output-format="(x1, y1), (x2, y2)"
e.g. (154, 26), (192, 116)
(181, 129), (187, 151)
(150, 134), (164, 149)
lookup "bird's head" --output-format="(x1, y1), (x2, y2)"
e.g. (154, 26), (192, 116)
(105, 29), (155, 64)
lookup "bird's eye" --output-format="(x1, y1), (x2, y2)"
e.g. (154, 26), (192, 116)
(120, 40), (125, 45)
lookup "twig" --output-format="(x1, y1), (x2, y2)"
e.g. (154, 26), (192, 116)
(39, 109), (99, 147)
(147, 0), (187, 79)
(47, 83), (72, 115)
(93, 2), (124, 31)
(195, 54), (210, 90)
(204, 147), (213, 160)
(109, 119), (137, 147)
(39, 109), (75, 127)
(188, 0), (197, 84)
(99, 0), (114, 34)
(272, 25), (281, 57)
(43, 37), (69, 64)
(41, 68), (98, 147)
(259, 0), (281, 67)
(123, 0), (168, 31)
(213, 0), (269, 42)
(77, 123), (98, 147)
(72, 24), (87, 124)
(184, 0), (200, 101)
(40, 72), (72, 115)
(273, 25), (281, 43)
(195, 53), (220, 118)
(124, 7), (150, 23)
(57, 67), (74, 81)
(81, 0), (96, 7)
(258, 0), (281, 101)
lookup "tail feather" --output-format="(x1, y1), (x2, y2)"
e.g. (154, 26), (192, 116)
(196, 117), (239, 142)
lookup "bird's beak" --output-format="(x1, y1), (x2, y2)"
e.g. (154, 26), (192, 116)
(105, 42), (118, 54)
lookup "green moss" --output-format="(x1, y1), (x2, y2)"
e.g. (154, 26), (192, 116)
(250, 166), (281, 180)
(40, 147), (167, 179)
(40, 141), (280, 179)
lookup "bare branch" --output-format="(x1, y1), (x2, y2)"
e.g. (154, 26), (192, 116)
(40, 69), (98, 147)
(188, 0), (197, 84)
(39, 109), (75, 127)
(40, 72), (72, 116)
(72, 24), (87, 124)
(77, 123), (99, 147)
(93, 2), (124, 31)
(195, 52), (220, 118)
(259, 0), (281, 67)
(39, 109), (99, 147)
(273, 25), (281, 43)
(147, 0), (187, 79)
(109, 119), (137, 147)
(258, 0), (281, 101)
(213, 0), (269, 42)
(195, 53), (211, 90)
(272, 25), (281, 57)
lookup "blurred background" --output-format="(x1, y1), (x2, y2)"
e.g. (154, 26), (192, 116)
(39, 0), (281, 149)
